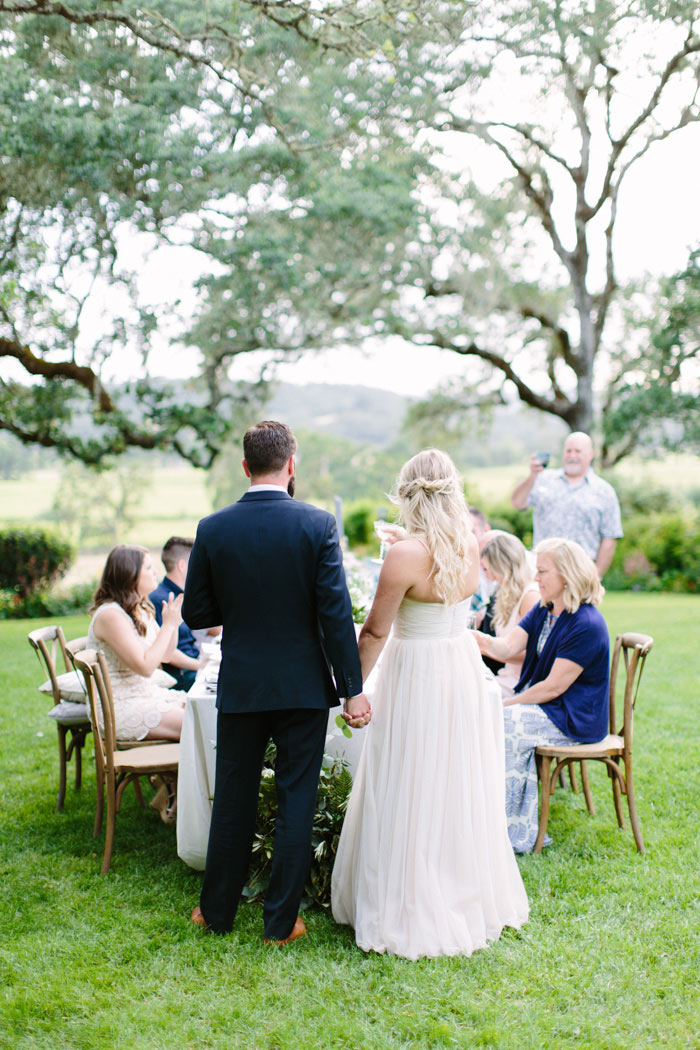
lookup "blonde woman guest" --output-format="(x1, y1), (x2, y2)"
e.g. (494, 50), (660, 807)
(480, 532), (540, 697)
(88, 545), (186, 742)
(474, 538), (609, 853)
(332, 450), (529, 960)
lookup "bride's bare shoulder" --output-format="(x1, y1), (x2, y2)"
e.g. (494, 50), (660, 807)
(386, 536), (431, 562)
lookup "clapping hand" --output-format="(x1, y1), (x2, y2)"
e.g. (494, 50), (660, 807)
(161, 592), (183, 629)
(342, 692), (372, 729)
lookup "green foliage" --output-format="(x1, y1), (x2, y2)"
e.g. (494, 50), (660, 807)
(603, 250), (700, 462)
(243, 746), (353, 908)
(606, 512), (700, 592)
(343, 500), (378, 547)
(0, 527), (73, 599)
(481, 502), (533, 546)
(380, 3), (700, 460)
(608, 475), (680, 517)
(0, 581), (93, 620)
(1, 1), (423, 466)
(4, 1), (700, 469)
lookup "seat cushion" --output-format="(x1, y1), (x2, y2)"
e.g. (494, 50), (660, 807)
(47, 701), (91, 725)
(39, 670), (86, 703)
(112, 743), (180, 772)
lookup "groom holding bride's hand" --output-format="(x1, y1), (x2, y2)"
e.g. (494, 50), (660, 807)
(183, 420), (370, 943)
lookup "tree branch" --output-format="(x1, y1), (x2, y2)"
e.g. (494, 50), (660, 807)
(478, 121), (573, 174)
(518, 305), (577, 371)
(0, 0), (393, 56)
(0, 337), (113, 412)
(423, 331), (577, 423)
(592, 30), (700, 216)
(447, 118), (577, 280)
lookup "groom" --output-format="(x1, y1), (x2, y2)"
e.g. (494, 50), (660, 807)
(182, 420), (370, 942)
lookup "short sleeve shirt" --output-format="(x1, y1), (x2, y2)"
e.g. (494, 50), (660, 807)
(527, 469), (623, 559)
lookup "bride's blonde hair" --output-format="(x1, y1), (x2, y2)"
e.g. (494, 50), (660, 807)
(392, 449), (472, 605)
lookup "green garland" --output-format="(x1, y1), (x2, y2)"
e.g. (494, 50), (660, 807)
(242, 745), (353, 908)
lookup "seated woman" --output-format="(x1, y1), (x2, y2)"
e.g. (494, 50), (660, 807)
(480, 531), (540, 697)
(474, 537), (609, 853)
(88, 545), (186, 742)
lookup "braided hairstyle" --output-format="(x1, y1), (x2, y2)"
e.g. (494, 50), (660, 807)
(393, 449), (473, 605)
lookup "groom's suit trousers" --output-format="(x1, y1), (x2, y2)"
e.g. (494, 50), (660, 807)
(200, 707), (329, 937)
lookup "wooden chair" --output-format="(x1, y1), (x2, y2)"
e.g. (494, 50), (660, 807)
(28, 626), (92, 811)
(74, 650), (179, 874)
(68, 637), (172, 753)
(534, 632), (654, 854)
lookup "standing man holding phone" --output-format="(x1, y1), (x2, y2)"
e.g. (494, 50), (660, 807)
(510, 432), (623, 578)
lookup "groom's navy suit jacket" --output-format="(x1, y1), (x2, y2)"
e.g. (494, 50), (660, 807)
(182, 489), (362, 712)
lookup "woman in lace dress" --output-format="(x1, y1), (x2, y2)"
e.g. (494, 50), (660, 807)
(331, 450), (528, 960)
(88, 545), (186, 741)
(480, 531), (540, 697)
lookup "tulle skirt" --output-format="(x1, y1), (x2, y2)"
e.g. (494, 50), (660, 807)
(331, 625), (529, 959)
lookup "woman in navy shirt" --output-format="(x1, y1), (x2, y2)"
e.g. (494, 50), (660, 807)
(475, 538), (609, 852)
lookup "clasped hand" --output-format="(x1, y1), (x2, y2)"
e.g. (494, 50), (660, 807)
(342, 693), (372, 729)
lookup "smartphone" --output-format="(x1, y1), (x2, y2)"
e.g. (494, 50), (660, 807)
(535, 451), (550, 467)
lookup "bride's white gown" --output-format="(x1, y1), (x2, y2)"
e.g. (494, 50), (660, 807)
(331, 598), (529, 959)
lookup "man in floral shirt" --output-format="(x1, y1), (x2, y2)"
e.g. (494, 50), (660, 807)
(510, 432), (623, 578)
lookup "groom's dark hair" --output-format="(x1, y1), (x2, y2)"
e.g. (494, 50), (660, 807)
(243, 420), (297, 476)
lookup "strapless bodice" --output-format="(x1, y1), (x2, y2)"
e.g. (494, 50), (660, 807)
(393, 598), (471, 639)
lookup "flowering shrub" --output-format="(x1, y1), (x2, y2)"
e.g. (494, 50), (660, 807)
(344, 551), (375, 624)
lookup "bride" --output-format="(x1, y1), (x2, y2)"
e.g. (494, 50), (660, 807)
(331, 450), (529, 959)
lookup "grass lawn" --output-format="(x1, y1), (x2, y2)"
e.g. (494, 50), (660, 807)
(1, 594), (699, 1050)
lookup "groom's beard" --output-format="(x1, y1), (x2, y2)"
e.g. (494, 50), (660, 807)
(287, 475), (296, 498)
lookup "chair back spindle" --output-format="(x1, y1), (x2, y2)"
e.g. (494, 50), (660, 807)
(28, 625), (92, 811)
(28, 625), (71, 704)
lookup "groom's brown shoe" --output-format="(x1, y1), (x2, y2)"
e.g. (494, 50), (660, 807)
(191, 906), (208, 929)
(264, 916), (306, 945)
